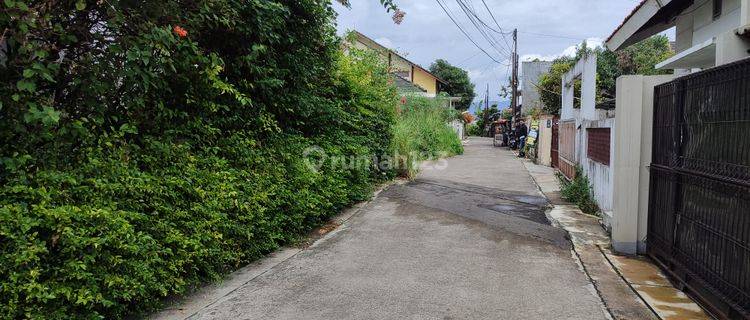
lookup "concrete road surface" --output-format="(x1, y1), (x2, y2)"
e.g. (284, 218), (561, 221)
(191, 138), (609, 320)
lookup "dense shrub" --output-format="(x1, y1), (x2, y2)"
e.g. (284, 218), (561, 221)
(392, 96), (463, 177)
(0, 0), (397, 318)
(557, 166), (600, 215)
(466, 123), (482, 136)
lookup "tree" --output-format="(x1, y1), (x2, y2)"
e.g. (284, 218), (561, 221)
(429, 59), (476, 110)
(473, 104), (499, 136)
(597, 35), (673, 99)
(537, 57), (575, 115)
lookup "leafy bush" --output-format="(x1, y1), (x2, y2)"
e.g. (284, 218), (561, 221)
(392, 96), (463, 178)
(0, 1), (397, 319)
(557, 166), (600, 215)
(467, 123), (482, 136)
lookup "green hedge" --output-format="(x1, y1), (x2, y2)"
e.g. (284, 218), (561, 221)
(0, 0), (397, 318)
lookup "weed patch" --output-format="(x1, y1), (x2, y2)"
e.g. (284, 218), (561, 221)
(557, 166), (600, 215)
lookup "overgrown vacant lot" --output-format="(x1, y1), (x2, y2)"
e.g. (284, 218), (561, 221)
(0, 1), (461, 318)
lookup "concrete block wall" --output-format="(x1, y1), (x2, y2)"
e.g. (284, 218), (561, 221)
(611, 75), (675, 255)
(577, 117), (616, 220)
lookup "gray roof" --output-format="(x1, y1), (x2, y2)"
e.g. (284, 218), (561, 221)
(391, 74), (427, 93)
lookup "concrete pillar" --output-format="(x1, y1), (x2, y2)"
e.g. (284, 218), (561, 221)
(561, 55), (597, 121)
(742, 0), (749, 27)
(580, 55), (597, 121)
(612, 75), (674, 255)
(561, 77), (575, 120)
(537, 115), (553, 166)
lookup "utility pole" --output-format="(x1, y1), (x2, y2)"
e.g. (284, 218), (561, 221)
(485, 83), (489, 111)
(511, 28), (519, 127)
(483, 84), (489, 136)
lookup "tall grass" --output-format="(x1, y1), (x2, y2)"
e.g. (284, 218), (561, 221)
(392, 96), (464, 178)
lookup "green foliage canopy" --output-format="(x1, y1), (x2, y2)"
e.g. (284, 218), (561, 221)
(536, 35), (673, 115)
(428, 59), (476, 110)
(537, 57), (576, 116)
(472, 104), (499, 136)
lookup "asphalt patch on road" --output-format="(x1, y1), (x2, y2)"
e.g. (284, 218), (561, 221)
(381, 179), (570, 249)
(409, 178), (551, 225)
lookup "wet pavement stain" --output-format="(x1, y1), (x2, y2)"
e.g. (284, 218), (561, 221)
(605, 254), (711, 320)
(606, 254), (672, 287)
(633, 285), (711, 320)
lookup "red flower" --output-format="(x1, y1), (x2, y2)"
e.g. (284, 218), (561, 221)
(173, 25), (188, 38)
(392, 9), (406, 25)
(400, 96), (407, 105)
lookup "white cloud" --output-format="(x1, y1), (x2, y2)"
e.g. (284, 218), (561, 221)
(521, 37), (604, 62)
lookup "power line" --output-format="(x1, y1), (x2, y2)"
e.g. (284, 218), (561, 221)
(456, 50), (483, 65)
(454, 0), (510, 58)
(480, 0), (513, 49)
(454, 0), (512, 57)
(435, 0), (504, 64)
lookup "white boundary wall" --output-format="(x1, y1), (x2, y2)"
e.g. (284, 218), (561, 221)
(561, 54), (616, 218)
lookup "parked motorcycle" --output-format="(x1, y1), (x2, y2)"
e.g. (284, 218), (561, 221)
(506, 131), (518, 150)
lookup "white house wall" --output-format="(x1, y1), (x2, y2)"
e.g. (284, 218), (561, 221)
(672, 0), (747, 70)
(675, 13), (695, 52)
(692, 0), (741, 46)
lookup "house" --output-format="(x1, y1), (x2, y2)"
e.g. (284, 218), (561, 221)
(520, 61), (553, 116)
(606, 0), (750, 73)
(348, 31), (448, 97)
(520, 61), (554, 166)
(346, 31), (467, 140)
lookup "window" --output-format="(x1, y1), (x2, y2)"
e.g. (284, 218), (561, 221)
(587, 128), (610, 165)
(713, 0), (722, 20)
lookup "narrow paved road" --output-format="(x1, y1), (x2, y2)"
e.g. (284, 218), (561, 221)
(192, 138), (608, 320)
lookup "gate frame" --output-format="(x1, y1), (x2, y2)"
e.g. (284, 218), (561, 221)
(647, 57), (750, 320)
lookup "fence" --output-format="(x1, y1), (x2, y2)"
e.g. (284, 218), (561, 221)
(558, 120), (577, 179)
(551, 117), (560, 168)
(648, 57), (750, 319)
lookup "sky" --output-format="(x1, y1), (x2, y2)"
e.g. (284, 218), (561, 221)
(332, 0), (649, 112)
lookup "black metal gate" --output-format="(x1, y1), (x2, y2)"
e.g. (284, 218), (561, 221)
(648, 58), (750, 319)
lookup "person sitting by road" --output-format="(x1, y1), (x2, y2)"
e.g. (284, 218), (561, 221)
(516, 120), (528, 157)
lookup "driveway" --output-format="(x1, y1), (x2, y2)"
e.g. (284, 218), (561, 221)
(190, 137), (609, 320)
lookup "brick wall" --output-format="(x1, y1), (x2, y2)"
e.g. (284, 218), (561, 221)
(587, 128), (610, 165)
